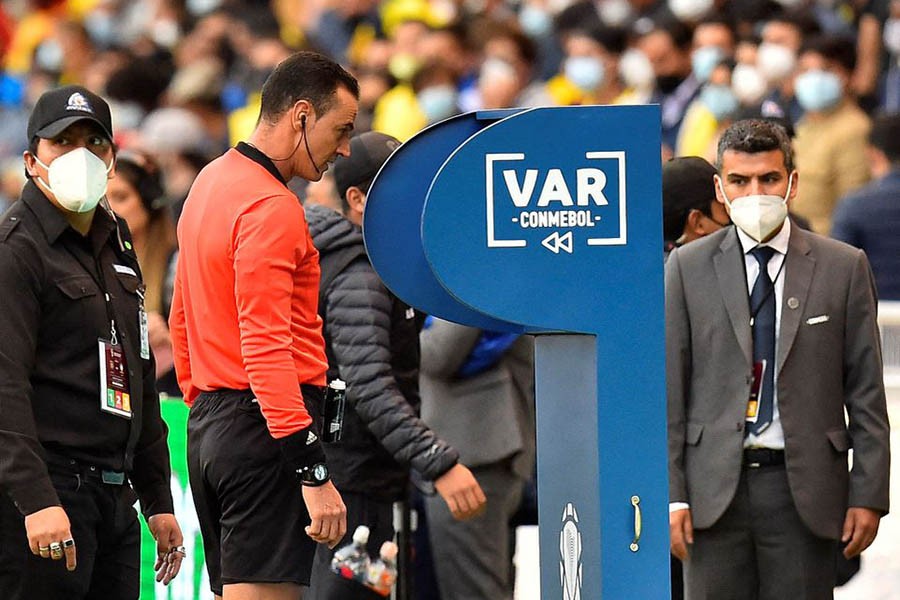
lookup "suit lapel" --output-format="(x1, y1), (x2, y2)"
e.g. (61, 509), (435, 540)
(778, 227), (814, 373)
(714, 229), (752, 365)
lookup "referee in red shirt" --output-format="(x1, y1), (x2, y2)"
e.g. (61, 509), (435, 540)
(169, 52), (357, 599)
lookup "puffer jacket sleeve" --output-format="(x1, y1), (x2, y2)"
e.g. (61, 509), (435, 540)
(326, 261), (459, 481)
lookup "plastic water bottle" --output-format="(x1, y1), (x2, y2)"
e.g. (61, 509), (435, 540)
(330, 525), (371, 581)
(365, 541), (399, 597)
(323, 379), (346, 442)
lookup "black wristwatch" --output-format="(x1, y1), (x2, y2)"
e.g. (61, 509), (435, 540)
(296, 462), (330, 487)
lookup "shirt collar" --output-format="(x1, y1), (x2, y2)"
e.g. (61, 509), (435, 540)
(22, 179), (71, 244)
(235, 141), (288, 186)
(735, 216), (791, 256)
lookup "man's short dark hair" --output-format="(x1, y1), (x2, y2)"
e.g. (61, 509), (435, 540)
(767, 9), (822, 40)
(643, 17), (693, 50)
(801, 33), (856, 73)
(716, 119), (795, 173)
(869, 112), (900, 164)
(258, 51), (359, 124)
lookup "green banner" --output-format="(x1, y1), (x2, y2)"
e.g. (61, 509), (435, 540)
(139, 398), (212, 599)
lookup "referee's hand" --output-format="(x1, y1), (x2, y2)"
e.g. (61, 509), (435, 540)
(302, 481), (347, 549)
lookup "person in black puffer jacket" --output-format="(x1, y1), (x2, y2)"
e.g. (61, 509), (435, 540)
(305, 132), (486, 600)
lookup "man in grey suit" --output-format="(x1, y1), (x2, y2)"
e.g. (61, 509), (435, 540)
(667, 119), (890, 599)
(419, 318), (535, 600)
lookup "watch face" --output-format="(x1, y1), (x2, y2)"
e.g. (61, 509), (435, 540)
(313, 464), (328, 482)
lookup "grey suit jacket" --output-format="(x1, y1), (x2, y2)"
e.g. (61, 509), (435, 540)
(666, 225), (890, 539)
(419, 319), (535, 480)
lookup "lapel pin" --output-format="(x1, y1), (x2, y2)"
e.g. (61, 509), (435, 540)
(787, 297), (799, 309)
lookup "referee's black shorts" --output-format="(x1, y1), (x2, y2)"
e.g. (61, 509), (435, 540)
(187, 386), (324, 596)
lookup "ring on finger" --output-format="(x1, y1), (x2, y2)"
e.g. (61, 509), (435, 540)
(49, 542), (63, 559)
(38, 546), (50, 558)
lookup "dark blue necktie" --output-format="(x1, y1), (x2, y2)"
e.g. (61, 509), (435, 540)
(748, 246), (776, 435)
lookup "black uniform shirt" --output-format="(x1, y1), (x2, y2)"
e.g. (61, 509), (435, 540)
(0, 181), (173, 517)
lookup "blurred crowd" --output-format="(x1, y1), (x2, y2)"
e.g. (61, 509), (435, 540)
(1, 2), (899, 599)
(0, 0), (898, 372)
(1, 0), (898, 213)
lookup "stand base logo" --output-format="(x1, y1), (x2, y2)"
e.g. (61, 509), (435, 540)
(560, 502), (583, 600)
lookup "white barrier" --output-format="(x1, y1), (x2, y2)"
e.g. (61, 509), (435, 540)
(879, 301), (900, 396)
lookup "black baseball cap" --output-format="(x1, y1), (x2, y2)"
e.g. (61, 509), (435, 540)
(27, 85), (114, 142)
(332, 131), (401, 199)
(663, 156), (717, 207)
(662, 156), (718, 241)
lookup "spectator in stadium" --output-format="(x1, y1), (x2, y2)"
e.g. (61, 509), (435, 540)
(792, 34), (871, 235)
(105, 149), (179, 395)
(831, 112), (900, 300)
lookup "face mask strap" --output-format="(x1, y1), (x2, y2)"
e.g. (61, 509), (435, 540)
(716, 171), (794, 206)
(783, 171), (794, 203)
(715, 175), (731, 209)
(30, 154), (54, 194)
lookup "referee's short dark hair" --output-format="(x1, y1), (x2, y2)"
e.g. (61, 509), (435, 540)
(259, 51), (359, 124)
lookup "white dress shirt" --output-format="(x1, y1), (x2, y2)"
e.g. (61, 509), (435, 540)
(736, 219), (790, 451)
(670, 220), (792, 514)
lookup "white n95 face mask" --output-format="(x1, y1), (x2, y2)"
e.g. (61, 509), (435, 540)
(717, 175), (792, 242)
(731, 63), (768, 105)
(756, 43), (797, 83)
(34, 147), (113, 213)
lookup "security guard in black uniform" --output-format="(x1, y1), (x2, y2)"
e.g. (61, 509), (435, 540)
(0, 86), (184, 599)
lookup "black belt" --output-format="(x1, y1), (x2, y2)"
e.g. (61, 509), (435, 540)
(44, 454), (126, 486)
(743, 448), (785, 468)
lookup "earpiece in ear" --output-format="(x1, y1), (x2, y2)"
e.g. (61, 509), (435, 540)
(300, 114), (307, 127)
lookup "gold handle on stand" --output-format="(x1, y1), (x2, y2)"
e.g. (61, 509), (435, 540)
(629, 495), (641, 552)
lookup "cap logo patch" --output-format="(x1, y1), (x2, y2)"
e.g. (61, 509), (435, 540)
(65, 92), (93, 113)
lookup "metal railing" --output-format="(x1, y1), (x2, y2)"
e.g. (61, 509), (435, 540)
(879, 301), (900, 391)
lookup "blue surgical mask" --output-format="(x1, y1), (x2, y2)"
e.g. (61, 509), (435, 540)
(691, 46), (724, 83)
(84, 11), (118, 48)
(187, 0), (222, 16)
(34, 39), (63, 73)
(564, 56), (605, 92)
(700, 84), (739, 120)
(519, 4), (553, 38)
(417, 85), (459, 123)
(794, 69), (842, 112)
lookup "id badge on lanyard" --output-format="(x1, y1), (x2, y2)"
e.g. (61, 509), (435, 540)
(137, 286), (150, 361)
(98, 320), (133, 419)
(745, 360), (766, 424)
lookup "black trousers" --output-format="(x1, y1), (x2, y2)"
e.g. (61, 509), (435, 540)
(684, 464), (837, 600)
(0, 470), (141, 600)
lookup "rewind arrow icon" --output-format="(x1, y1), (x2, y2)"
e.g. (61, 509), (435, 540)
(541, 231), (573, 254)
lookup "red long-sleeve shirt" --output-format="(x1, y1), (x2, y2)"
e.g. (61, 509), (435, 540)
(169, 145), (327, 438)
